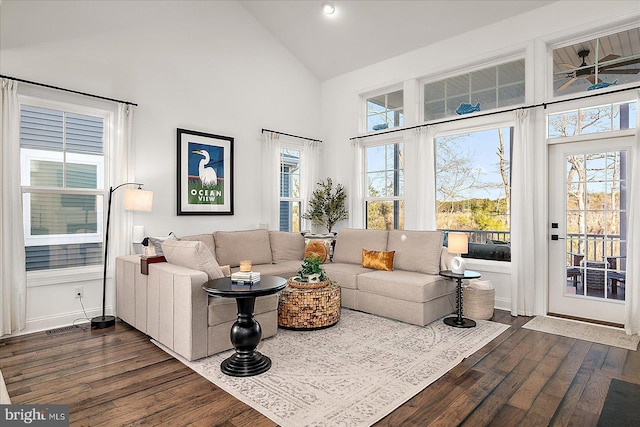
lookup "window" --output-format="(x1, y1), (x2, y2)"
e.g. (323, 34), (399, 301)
(366, 89), (404, 132)
(279, 147), (301, 232)
(547, 101), (637, 138)
(365, 141), (404, 230)
(435, 126), (512, 261)
(553, 27), (640, 96)
(20, 103), (106, 271)
(424, 59), (525, 121)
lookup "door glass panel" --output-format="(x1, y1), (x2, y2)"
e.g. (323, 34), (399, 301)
(565, 150), (626, 300)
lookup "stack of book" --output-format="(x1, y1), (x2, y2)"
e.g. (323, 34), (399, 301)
(230, 271), (261, 285)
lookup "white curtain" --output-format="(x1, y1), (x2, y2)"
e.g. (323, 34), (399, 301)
(262, 131), (281, 230)
(107, 103), (135, 314)
(625, 90), (640, 336)
(510, 109), (536, 316)
(350, 138), (364, 228)
(416, 126), (436, 230)
(0, 79), (26, 336)
(300, 140), (320, 232)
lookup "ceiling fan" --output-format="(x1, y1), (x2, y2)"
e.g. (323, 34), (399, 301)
(555, 49), (640, 92)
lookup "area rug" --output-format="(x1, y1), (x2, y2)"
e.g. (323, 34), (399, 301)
(597, 378), (640, 426)
(153, 309), (509, 427)
(522, 316), (639, 350)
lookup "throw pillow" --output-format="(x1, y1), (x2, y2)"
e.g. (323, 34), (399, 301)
(304, 240), (330, 263)
(147, 232), (177, 257)
(161, 239), (224, 280)
(362, 248), (395, 271)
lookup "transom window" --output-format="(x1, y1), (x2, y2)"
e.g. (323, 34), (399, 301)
(364, 141), (404, 230)
(547, 101), (637, 138)
(20, 103), (106, 271)
(366, 89), (404, 132)
(552, 27), (640, 96)
(424, 59), (525, 121)
(435, 126), (512, 261)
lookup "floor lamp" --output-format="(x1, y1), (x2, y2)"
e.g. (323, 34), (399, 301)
(91, 183), (153, 329)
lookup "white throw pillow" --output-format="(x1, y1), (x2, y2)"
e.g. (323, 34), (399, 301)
(146, 232), (177, 256)
(161, 239), (224, 280)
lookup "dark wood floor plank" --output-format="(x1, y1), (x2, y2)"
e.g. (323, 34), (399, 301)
(1, 312), (637, 427)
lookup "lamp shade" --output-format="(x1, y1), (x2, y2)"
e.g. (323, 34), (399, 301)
(124, 188), (153, 211)
(448, 232), (469, 255)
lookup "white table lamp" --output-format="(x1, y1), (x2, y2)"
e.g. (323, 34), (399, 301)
(448, 232), (469, 274)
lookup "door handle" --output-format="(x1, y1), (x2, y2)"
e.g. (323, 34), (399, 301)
(551, 234), (565, 241)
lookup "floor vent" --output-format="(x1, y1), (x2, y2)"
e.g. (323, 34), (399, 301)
(46, 325), (81, 335)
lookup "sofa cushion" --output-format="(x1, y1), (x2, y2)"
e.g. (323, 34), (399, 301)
(332, 228), (388, 265)
(179, 233), (216, 258)
(237, 260), (301, 279)
(161, 239), (224, 280)
(269, 231), (304, 263)
(362, 249), (395, 271)
(387, 230), (444, 275)
(357, 270), (455, 303)
(321, 262), (375, 290)
(214, 229), (272, 267)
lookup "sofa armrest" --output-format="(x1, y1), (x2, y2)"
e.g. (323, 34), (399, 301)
(148, 263), (209, 361)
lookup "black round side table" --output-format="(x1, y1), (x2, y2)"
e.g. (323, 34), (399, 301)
(440, 270), (481, 328)
(202, 276), (286, 377)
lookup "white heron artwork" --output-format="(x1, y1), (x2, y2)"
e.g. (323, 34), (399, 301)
(191, 149), (218, 186)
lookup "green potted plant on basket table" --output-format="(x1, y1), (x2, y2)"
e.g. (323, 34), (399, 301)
(301, 178), (348, 234)
(289, 255), (329, 289)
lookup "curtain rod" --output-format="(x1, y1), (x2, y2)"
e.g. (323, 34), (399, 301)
(262, 128), (322, 143)
(350, 84), (640, 140)
(1, 74), (138, 106)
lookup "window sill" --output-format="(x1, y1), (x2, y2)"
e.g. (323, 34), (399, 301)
(464, 258), (511, 275)
(27, 266), (104, 287)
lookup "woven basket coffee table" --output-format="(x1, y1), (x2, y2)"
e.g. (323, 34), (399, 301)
(277, 280), (341, 330)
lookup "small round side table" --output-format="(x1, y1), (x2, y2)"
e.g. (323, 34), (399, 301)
(440, 270), (481, 328)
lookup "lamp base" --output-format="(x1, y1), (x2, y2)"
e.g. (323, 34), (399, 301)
(451, 256), (466, 274)
(91, 315), (116, 329)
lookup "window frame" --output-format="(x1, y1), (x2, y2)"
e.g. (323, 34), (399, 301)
(362, 136), (405, 230)
(432, 113), (515, 262)
(19, 94), (113, 276)
(278, 141), (302, 232)
(363, 86), (404, 134)
(420, 54), (526, 123)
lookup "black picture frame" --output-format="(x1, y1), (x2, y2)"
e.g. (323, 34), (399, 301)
(177, 128), (234, 215)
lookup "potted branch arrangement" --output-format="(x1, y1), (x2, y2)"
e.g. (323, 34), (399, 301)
(301, 178), (348, 234)
(288, 255), (330, 289)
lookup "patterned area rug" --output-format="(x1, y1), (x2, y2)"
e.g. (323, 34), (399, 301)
(154, 309), (509, 427)
(523, 316), (639, 350)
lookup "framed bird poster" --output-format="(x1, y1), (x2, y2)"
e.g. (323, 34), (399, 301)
(177, 128), (234, 215)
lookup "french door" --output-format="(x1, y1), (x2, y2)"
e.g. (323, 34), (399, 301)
(548, 136), (631, 325)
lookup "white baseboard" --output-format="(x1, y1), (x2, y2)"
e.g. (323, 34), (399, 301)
(494, 297), (511, 312)
(2, 306), (113, 338)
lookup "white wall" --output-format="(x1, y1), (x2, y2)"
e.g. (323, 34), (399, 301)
(319, 1), (640, 313)
(0, 0), (321, 334)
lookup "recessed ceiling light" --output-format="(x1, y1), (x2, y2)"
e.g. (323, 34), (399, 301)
(322, 1), (335, 15)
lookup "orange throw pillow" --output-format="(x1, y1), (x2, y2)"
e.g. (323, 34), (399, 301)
(362, 249), (395, 271)
(304, 240), (329, 263)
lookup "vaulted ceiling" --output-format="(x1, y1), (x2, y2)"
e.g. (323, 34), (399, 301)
(239, 0), (558, 81)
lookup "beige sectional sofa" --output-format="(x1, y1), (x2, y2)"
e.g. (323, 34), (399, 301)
(115, 227), (456, 361)
(116, 229), (304, 361)
(323, 228), (456, 326)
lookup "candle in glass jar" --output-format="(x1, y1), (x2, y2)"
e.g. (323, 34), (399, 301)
(239, 260), (252, 272)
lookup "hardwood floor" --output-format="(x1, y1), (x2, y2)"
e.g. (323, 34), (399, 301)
(1, 310), (638, 426)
